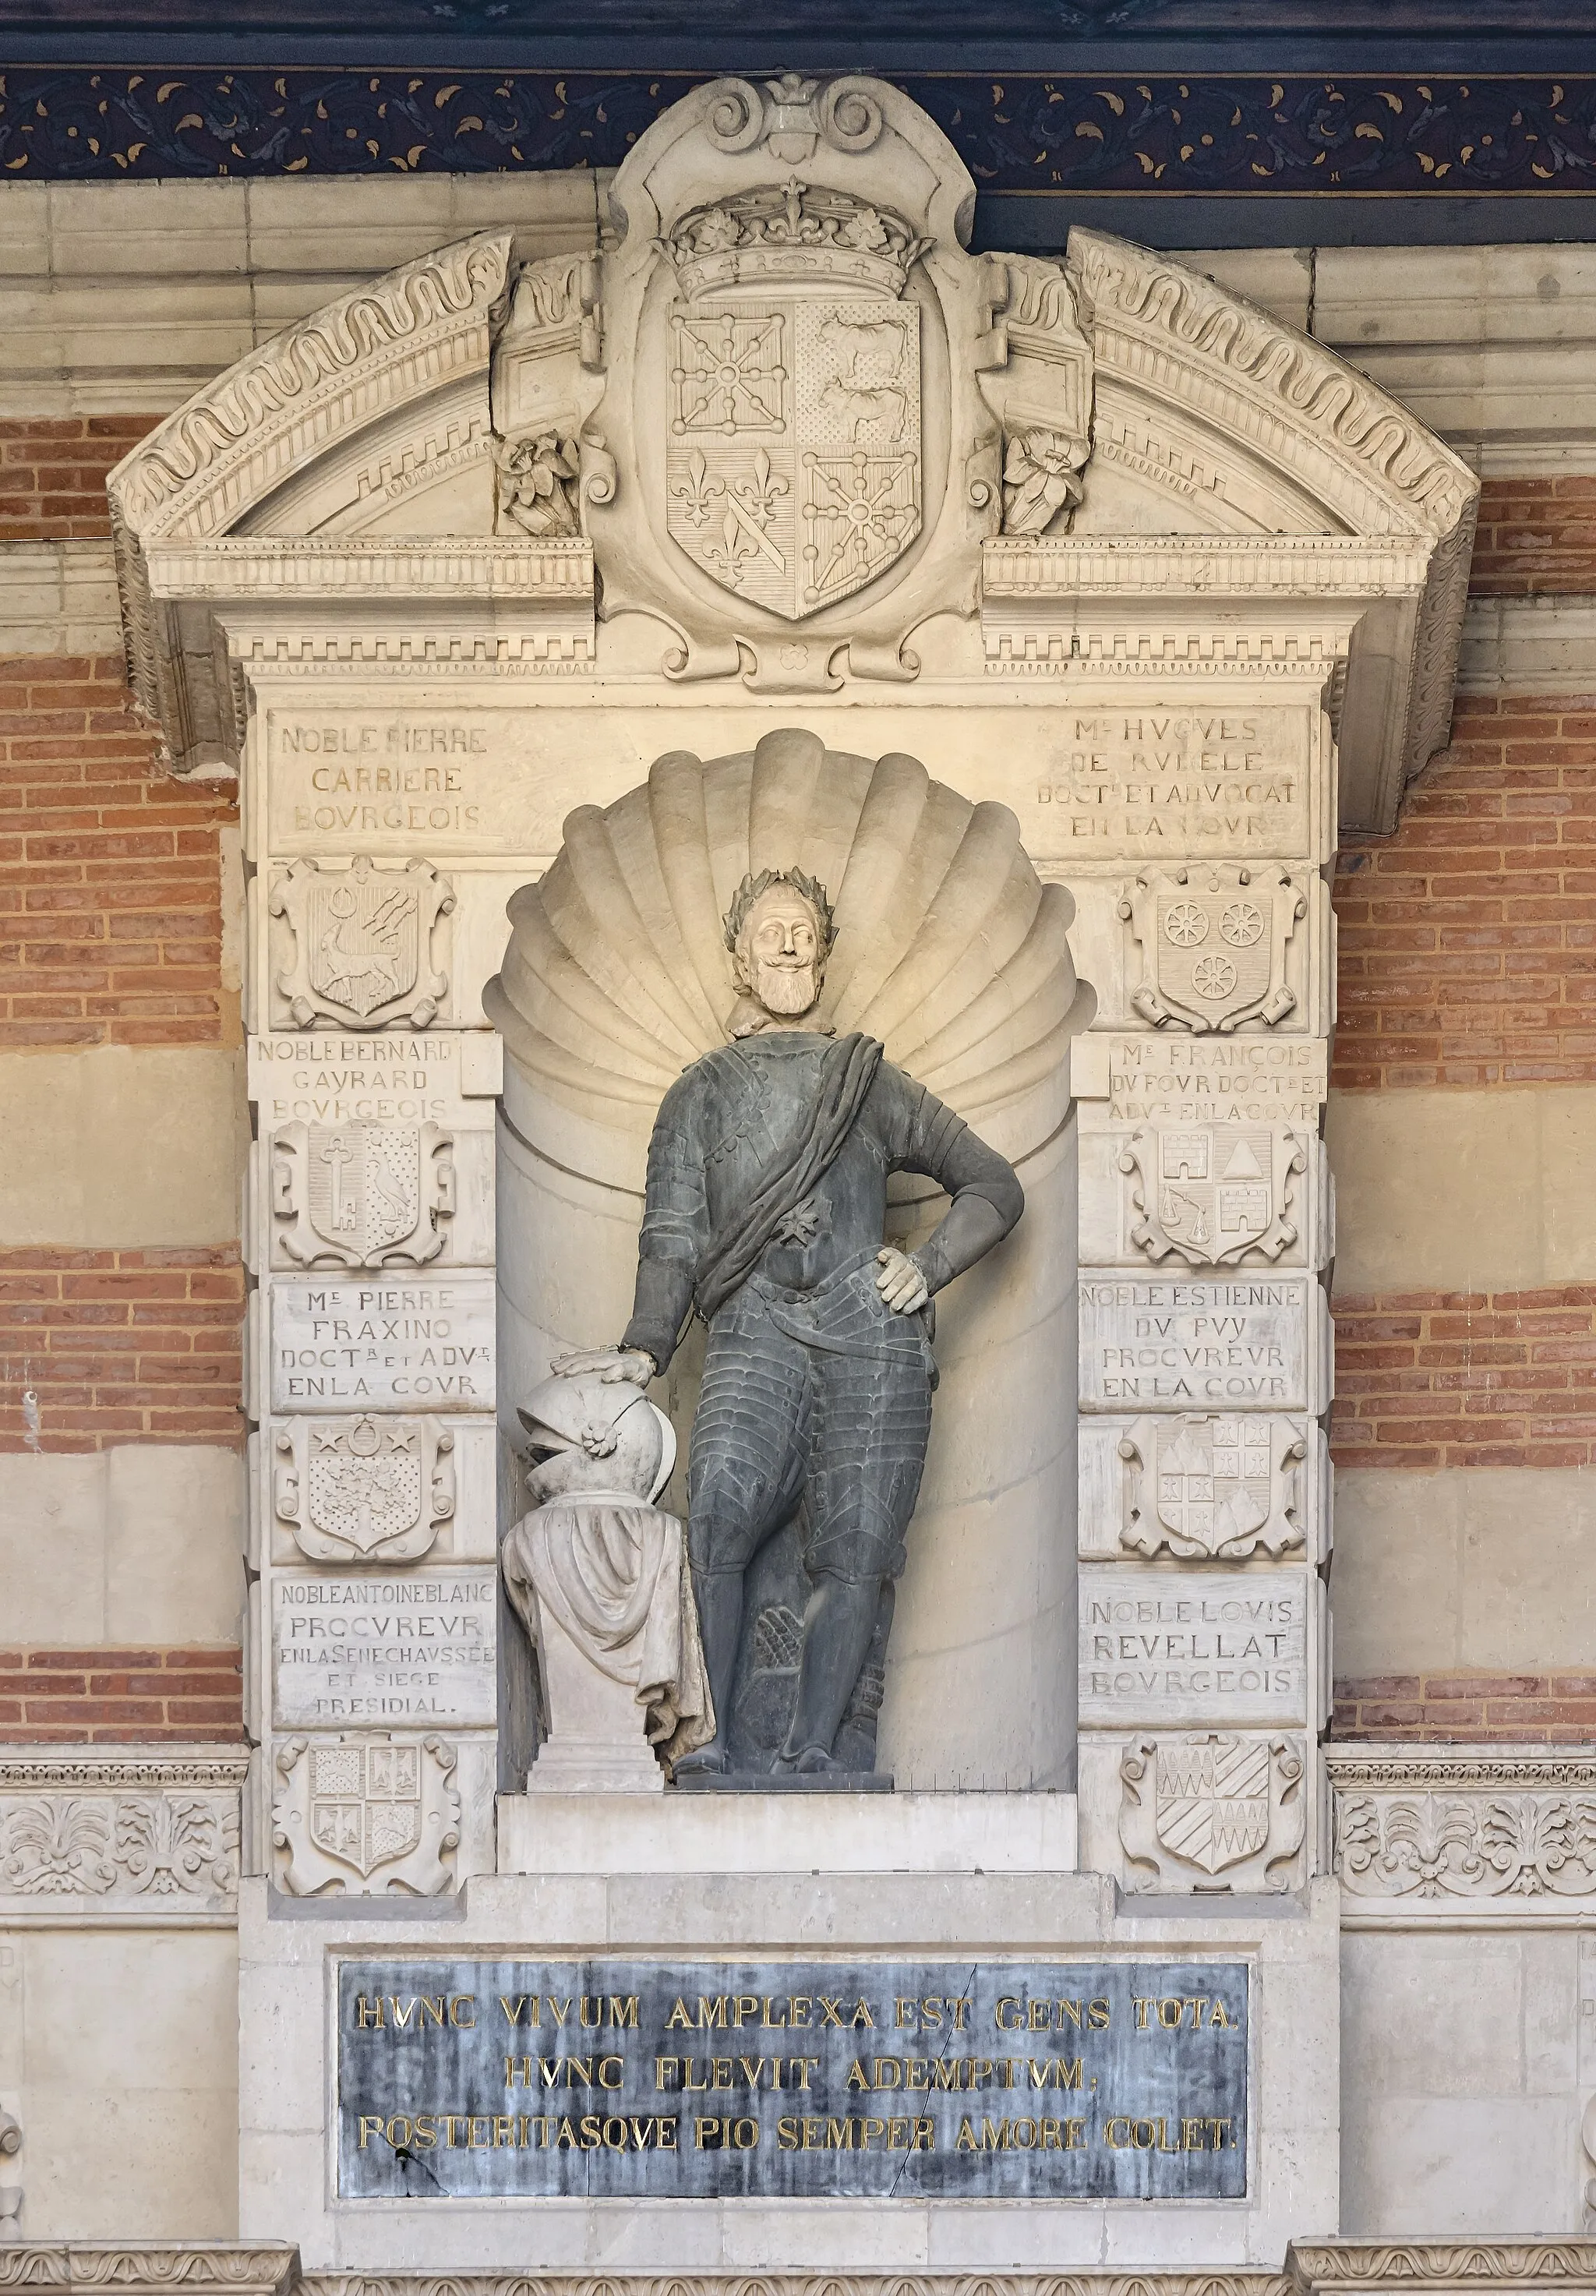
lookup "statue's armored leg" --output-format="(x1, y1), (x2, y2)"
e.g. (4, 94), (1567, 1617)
(778, 1574), (882, 1771)
(678, 1296), (811, 1776)
(779, 1337), (932, 1771)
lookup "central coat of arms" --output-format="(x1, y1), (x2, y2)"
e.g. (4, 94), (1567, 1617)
(662, 182), (927, 618)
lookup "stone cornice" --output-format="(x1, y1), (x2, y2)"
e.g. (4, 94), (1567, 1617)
(1288, 2244), (1596, 2293)
(297, 2280), (1294, 2296)
(143, 536), (593, 605)
(106, 231), (513, 773)
(108, 235), (510, 545)
(983, 534), (1435, 602)
(1326, 1745), (1596, 1790)
(1071, 231), (1477, 539)
(0, 2250), (297, 2295)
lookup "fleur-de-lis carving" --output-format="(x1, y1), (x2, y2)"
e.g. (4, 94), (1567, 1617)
(733, 448), (790, 532)
(668, 447), (726, 532)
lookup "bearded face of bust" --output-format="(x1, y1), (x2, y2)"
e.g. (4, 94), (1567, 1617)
(733, 882), (827, 1020)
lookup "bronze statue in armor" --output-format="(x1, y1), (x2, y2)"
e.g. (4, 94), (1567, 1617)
(556, 867), (1023, 1779)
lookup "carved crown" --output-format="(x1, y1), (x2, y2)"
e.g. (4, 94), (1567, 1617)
(663, 181), (929, 302)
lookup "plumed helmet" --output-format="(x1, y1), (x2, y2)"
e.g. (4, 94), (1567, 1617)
(517, 1370), (676, 1505)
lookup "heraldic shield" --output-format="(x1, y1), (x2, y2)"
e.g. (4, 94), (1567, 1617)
(662, 185), (926, 620)
(307, 1740), (422, 1877)
(1121, 864), (1307, 1034)
(1154, 1735), (1272, 1874)
(1120, 1122), (1305, 1266)
(307, 1418), (424, 1556)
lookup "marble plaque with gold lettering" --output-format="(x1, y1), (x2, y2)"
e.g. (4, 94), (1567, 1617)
(335, 1956), (1248, 2199)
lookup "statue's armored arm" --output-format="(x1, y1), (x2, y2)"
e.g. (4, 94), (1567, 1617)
(899, 1090), (1024, 1297)
(620, 1073), (708, 1376)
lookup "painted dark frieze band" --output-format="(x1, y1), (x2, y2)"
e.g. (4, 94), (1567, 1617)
(3, 70), (1596, 193)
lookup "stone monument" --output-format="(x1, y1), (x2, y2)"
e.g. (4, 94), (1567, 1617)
(100, 56), (1478, 2274)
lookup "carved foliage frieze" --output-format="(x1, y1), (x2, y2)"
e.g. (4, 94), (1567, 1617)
(1121, 864), (1308, 1033)
(1120, 1732), (1306, 1892)
(1331, 1757), (1596, 1906)
(272, 1733), (460, 1897)
(0, 1788), (240, 1903)
(269, 855), (454, 1031)
(270, 1119), (454, 1270)
(272, 1415), (456, 1563)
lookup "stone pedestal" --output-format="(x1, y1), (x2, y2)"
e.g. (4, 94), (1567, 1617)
(522, 1616), (667, 1795)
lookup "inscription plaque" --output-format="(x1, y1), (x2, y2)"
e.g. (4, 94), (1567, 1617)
(249, 1033), (499, 1129)
(1034, 708), (1312, 856)
(1078, 1275), (1322, 1413)
(1081, 1036), (1329, 1129)
(1078, 1568), (1309, 1729)
(270, 1275), (496, 1412)
(273, 1569), (497, 1727)
(336, 1956), (1248, 2199)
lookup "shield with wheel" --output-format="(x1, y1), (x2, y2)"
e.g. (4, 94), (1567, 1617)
(1120, 863), (1307, 1033)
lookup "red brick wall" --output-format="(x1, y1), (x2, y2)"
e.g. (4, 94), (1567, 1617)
(1330, 1286), (1596, 1470)
(0, 416), (159, 542)
(1333, 694), (1596, 1090)
(0, 1246), (245, 1452)
(0, 654), (237, 1048)
(1333, 1672), (1596, 1743)
(0, 1645), (244, 1743)
(1470, 475), (1596, 596)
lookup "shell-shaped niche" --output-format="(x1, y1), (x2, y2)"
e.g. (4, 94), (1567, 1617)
(486, 728), (1082, 1156)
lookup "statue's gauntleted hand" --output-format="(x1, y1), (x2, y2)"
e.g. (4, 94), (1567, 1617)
(875, 1246), (930, 1316)
(549, 1344), (657, 1386)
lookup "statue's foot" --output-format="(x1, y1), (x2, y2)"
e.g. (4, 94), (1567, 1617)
(673, 1742), (729, 1779)
(775, 1743), (842, 1776)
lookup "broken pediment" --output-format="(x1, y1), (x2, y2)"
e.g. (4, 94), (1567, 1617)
(108, 70), (1476, 831)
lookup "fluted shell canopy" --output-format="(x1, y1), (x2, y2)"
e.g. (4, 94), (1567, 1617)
(486, 729), (1079, 1146)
